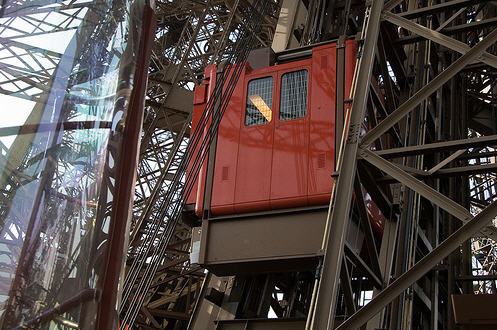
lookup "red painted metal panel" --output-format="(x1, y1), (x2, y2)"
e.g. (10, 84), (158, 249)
(195, 65), (217, 217)
(185, 94), (205, 205)
(234, 70), (276, 213)
(308, 43), (337, 205)
(270, 65), (311, 209)
(194, 84), (207, 105)
(210, 66), (248, 215)
(192, 42), (368, 217)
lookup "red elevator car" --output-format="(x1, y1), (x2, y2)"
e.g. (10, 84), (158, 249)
(186, 40), (385, 235)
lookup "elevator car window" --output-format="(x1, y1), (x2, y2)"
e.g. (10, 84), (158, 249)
(280, 70), (308, 120)
(245, 76), (273, 126)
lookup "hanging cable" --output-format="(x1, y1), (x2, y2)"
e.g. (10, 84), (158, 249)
(119, 0), (273, 327)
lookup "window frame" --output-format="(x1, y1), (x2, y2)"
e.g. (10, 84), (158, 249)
(244, 75), (275, 127)
(278, 69), (309, 122)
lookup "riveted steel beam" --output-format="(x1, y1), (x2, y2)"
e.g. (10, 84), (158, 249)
(360, 148), (497, 241)
(398, 0), (491, 19)
(311, 1), (384, 328)
(360, 148), (471, 222)
(335, 199), (497, 330)
(383, 12), (497, 70)
(373, 135), (497, 158)
(360, 27), (497, 147)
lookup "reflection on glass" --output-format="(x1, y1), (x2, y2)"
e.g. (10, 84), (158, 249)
(248, 94), (272, 122)
(0, 0), (147, 328)
(245, 76), (273, 126)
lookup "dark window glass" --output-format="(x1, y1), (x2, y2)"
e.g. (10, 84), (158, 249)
(280, 70), (308, 120)
(245, 76), (273, 126)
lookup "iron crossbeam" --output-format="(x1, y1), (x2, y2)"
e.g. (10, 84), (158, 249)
(361, 27), (497, 147)
(336, 199), (497, 329)
(374, 135), (497, 158)
(383, 11), (497, 70)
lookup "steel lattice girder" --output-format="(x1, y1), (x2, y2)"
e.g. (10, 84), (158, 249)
(312, 1), (497, 329)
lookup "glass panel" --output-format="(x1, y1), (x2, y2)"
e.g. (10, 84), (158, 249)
(280, 70), (308, 120)
(245, 76), (274, 126)
(0, 0), (147, 328)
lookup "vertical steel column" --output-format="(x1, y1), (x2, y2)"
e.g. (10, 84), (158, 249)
(97, 4), (156, 329)
(311, 1), (384, 329)
(335, 199), (497, 330)
(430, 76), (443, 330)
(447, 70), (457, 330)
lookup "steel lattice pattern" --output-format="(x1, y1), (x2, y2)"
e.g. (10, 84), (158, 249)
(1, 0), (497, 329)
(123, 1), (281, 328)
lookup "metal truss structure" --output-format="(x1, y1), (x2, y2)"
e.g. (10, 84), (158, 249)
(122, 1), (281, 328)
(311, 1), (497, 329)
(1, 0), (497, 329)
(0, 0), (154, 328)
(172, 0), (497, 329)
(0, 0), (281, 328)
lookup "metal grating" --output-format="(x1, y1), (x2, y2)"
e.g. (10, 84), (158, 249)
(279, 69), (308, 120)
(245, 76), (273, 126)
